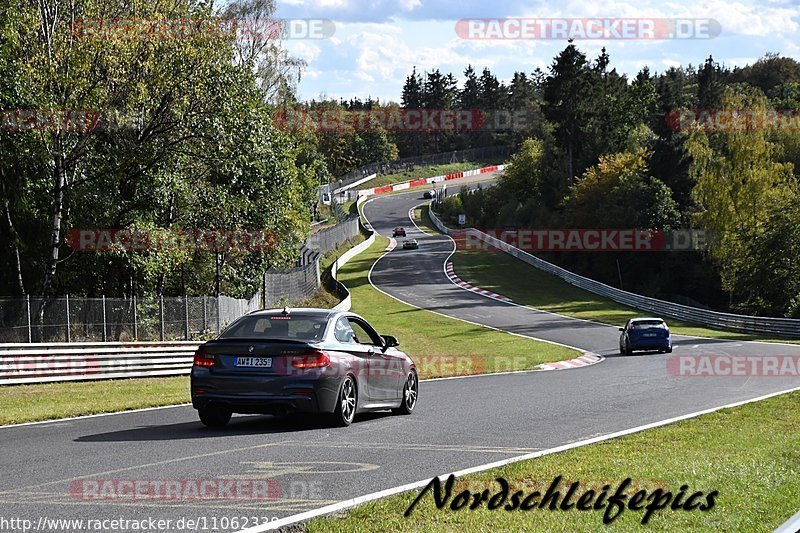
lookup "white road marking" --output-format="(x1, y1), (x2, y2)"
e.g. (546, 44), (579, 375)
(237, 384), (800, 532)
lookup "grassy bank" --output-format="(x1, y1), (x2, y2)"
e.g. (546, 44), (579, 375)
(309, 389), (800, 532)
(452, 245), (799, 343)
(0, 376), (189, 425)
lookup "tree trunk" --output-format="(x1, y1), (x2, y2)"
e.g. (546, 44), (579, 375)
(1, 179), (25, 295)
(40, 144), (66, 303)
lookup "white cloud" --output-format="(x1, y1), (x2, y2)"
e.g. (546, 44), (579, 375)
(282, 0), (800, 100)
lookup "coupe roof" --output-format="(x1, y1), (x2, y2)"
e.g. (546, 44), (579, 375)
(248, 307), (339, 318)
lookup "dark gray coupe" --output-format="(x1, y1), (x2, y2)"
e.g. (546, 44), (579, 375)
(191, 308), (418, 427)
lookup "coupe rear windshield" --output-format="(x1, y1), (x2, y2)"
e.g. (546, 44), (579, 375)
(633, 320), (666, 328)
(220, 314), (328, 341)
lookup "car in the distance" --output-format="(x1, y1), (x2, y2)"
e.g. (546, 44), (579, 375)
(619, 317), (672, 355)
(191, 308), (417, 428)
(392, 226), (406, 237)
(402, 239), (419, 249)
(423, 189), (436, 199)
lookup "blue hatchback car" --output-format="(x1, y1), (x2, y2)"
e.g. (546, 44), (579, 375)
(619, 317), (672, 355)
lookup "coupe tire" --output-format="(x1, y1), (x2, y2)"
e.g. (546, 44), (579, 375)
(198, 407), (231, 428)
(624, 341), (633, 356)
(666, 346), (673, 353)
(332, 375), (357, 427)
(393, 371), (418, 415)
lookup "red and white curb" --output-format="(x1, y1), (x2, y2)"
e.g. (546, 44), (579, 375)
(445, 262), (511, 301)
(358, 164), (506, 197)
(537, 353), (603, 371)
(386, 238), (396, 251)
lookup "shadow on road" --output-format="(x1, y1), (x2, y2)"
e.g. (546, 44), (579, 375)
(74, 411), (396, 442)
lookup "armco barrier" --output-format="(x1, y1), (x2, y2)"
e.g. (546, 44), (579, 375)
(0, 341), (200, 385)
(428, 206), (800, 338)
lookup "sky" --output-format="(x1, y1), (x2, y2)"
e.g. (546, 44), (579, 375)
(273, 0), (800, 103)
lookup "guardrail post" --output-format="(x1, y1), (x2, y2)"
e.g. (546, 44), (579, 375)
(102, 295), (107, 342)
(26, 294), (31, 343)
(65, 294), (71, 342)
(159, 296), (165, 341)
(184, 295), (190, 340)
(133, 295), (138, 340)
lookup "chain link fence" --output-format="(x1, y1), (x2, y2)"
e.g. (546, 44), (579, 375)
(305, 215), (359, 255)
(333, 145), (513, 192)
(262, 259), (321, 308)
(0, 294), (261, 343)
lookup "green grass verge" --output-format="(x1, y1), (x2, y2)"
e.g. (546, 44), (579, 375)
(0, 376), (189, 425)
(435, 220), (798, 344)
(413, 205), (439, 235)
(359, 161), (491, 190)
(337, 236), (577, 379)
(309, 389), (800, 532)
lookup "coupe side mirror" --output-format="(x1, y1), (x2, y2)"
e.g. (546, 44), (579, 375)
(618, 327), (624, 332)
(381, 335), (399, 348)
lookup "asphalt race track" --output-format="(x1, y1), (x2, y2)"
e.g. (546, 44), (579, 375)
(2, 174), (799, 531)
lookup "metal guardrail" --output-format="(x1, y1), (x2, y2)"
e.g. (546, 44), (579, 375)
(0, 341), (200, 385)
(428, 207), (800, 338)
(331, 196), (376, 313)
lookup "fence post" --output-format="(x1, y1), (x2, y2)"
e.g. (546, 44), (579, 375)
(202, 297), (207, 333)
(102, 295), (107, 342)
(184, 295), (190, 340)
(26, 294), (31, 343)
(216, 295), (221, 333)
(133, 295), (138, 340)
(65, 294), (71, 342)
(159, 296), (165, 341)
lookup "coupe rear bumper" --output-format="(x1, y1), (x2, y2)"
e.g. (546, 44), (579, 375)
(191, 368), (341, 414)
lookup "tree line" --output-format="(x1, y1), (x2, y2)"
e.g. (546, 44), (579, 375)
(3, 3), (800, 320)
(436, 45), (800, 317)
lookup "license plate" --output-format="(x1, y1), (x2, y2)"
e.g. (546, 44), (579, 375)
(235, 357), (272, 368)
(643, 333), (657, 337)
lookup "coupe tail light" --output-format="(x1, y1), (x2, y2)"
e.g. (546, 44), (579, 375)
(193, 346), (216, 367)
(291, 350), (331, 369)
